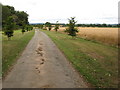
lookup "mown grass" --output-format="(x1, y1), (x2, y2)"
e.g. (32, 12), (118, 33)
(42, 30), (118, 88)
(2, 30), (35, 76)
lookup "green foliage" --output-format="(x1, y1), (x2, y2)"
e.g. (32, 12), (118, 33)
(25, 25), (32, 32)
(40, 24), (43, 29)
(65, 17), (78, 37)
(48, 25), (52, 31)
(2, 4), (29, 30)
(22, 29), (25, 34)
(22, 25), (33, 33)
(54, 21), (59, 32)
(45, 22), (50, 27)
(4, 16), (15, 40)
(21, 24), (26, 34)
(45, 22), (52, 31)
(36, 24), (43, 29)
(15, 11), (29, 26)
(26, 25), (29, 32)
(2, 5), (11, 30)
(29, 25), (33, 31)
(2, 4), (29, 36)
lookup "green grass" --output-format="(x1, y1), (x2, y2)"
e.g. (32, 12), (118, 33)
(2, 30), (35, 76)
(42, 30), (118, 88)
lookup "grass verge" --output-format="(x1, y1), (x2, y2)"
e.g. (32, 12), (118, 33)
(2, 30), (35, 76)
(42, 30), (118, 88)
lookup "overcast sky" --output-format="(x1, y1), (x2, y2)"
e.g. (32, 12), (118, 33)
(1, 0), (119, 24)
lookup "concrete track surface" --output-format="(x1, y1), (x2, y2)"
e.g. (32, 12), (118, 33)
(3, 30), (88, 88)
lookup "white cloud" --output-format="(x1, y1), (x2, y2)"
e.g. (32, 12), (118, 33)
(1, 0), (119, 24)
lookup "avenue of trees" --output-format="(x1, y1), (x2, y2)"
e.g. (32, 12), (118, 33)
(34, 21), (60, 32)
(34, 17), (78, 37)
(2, 4), (33, 40)
(32, 23), (120, 28)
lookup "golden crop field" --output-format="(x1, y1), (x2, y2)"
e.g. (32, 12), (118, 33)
(56, 27), (119, 45)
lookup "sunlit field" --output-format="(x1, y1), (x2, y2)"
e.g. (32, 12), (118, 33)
(55, 27), (118, 46)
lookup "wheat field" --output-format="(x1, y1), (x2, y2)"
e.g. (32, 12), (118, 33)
(56, 27), (119, 45)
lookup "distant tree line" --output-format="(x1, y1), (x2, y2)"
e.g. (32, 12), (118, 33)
(31, 23), (66, 27)
(76, 24), (120, 27)
(32, 21), (60, 32)
(32, 23), (120, 28)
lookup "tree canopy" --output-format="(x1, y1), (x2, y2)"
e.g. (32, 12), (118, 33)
(2, 4), (29, 40)
(45, 22), (52, 31)
(2, 4), (29, 30)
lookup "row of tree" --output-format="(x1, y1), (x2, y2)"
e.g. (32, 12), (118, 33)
(33, 23), (120, 28)
(35, 17), (78, 37)
(34, 21), (60, 32)
(34, 17), (120, 37)
(21, 25), (33, 34)
(76, 24), (120, 27)
(2, 4), (32, 40)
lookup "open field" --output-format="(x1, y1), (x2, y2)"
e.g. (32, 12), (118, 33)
(55, 27), (118, 45)
(42, 30), (118, 88)
(2, 30), (35, 75)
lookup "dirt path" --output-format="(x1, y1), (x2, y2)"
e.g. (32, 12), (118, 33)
(3, 30), (88, 88)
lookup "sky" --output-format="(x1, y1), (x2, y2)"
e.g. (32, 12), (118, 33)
(1, 0), (120, 24)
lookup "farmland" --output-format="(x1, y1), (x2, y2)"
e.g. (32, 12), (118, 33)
(1, 0), (119, 88)
(42, 29), (118, 88)
(2, 30), (34, 75)
(55, 27), (118, 46)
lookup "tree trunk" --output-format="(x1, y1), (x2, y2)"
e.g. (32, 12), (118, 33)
(8, 37), (11, 41)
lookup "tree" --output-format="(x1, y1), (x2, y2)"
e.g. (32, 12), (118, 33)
(15, 11), (29, 26)
(48, 24), (52, 31)
(45, 22), (52, 31)
(25, 25), (32, 32)
(26, 25), (29, 32)
(54, 21), (59, 32)
(29, 25), (33, 31)
(22, 26), (25, 34)
(38, 24), (43, 29)
(2, 4), (29, 30)
(4, 16), (15, 40)
(40, 24), (43, 29)
(2, 5), (11, 30)
(21, 23), (26, 34)
(65, 17), (78, 37)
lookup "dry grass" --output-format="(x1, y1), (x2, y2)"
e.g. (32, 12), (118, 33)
(56, 27), (118, 45)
